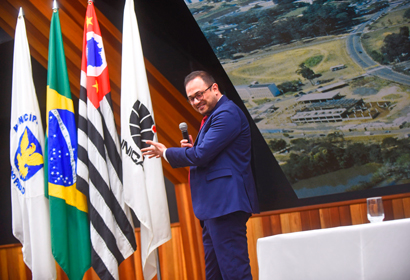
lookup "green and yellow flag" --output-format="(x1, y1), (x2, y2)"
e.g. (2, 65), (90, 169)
(45, 7), (91, 280)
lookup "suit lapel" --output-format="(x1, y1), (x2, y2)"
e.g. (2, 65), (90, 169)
(194, 95), (228, 146)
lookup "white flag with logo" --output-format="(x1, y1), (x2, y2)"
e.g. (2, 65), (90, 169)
(10, 8), (56, 280)
(121, 0), (171, 279)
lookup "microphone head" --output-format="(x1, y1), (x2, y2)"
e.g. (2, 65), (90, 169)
(179, 122), (188, 131)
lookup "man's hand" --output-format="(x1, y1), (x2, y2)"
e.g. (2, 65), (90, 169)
(141, 140), (167, 159)
(180, 135), (194, 148)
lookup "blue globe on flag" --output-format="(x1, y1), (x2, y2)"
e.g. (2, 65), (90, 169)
(48, 109), (77, 187)
(86, 32), (107, 77)
(87, 37), (103, 67)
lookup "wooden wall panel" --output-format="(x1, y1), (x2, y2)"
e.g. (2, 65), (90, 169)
(269, 214), (282, 235)
(392, 198), (405, 219)
(300, 209), (321, 231)
(384, 199), (394, 221)
(1, 193), (410, 280)
(259, 216), (272, 237)
(350, 203), (366, 225)
(280, 212), (302, 233)
(158, 224), (188, 280)
(319, 207), (333, 228)
(403, 197), (410, 218)
(339, 205), (352, 226)
(246, 217), (264, 280)
(0, 244), (31, 280)
(173, 183), (205, 280)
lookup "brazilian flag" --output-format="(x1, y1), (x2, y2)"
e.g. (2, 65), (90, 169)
(45, 8), (91, 280)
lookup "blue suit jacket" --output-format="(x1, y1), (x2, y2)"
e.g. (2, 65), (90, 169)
(166, 95), (260, 220)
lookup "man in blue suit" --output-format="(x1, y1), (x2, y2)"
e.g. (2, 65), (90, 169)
(142, 71), (260, 279)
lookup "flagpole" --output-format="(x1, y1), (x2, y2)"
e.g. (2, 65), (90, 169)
(156, 248), (162, 280)
(53, 0), (57, 10)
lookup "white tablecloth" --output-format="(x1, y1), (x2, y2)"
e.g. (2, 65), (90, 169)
(257, 218), (410, 280)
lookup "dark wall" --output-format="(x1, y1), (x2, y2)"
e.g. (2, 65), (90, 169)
(0, 40), (16, 245)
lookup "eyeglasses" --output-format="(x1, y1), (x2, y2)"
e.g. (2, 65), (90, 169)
(188, 84), (213, 104)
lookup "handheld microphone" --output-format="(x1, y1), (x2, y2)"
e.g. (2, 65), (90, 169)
(179, 122), (191, 143)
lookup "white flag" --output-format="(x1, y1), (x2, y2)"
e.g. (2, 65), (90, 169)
(121, 0), (171, 279)
(10, 8), (56, 280)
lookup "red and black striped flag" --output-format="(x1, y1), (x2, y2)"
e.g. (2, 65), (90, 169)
(77, 2), (136, 279)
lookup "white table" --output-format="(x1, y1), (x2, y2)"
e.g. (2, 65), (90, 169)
(257, 218), (410, 280)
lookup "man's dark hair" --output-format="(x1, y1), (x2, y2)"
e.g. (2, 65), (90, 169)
(184, 70), (216, 88)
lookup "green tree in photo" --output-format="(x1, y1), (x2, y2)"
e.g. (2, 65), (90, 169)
(341, 143), (368, 168)
(290, 138), (310, 151)
(368, 144), (383, 163)
(369, 50), (388, 64)
(282, 153), (312, 183)
(311, 143), (343, 174)
(382, 137), (399, 148)
(269, 139), (287, 152)
(404, 8), (410, 20)
(296, 63), (319, 85)
(326, 132), (345, 143)
(277, 80), (302, 93)
(381, 26), (410, 63)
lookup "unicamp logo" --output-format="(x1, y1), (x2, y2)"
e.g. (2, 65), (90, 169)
(129, 100), (156, 150)
(121, 100), (156, 166)
(14, 127), (44, 181)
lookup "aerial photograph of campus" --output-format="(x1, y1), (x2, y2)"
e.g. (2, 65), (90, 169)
(185, 0), (410, 198)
